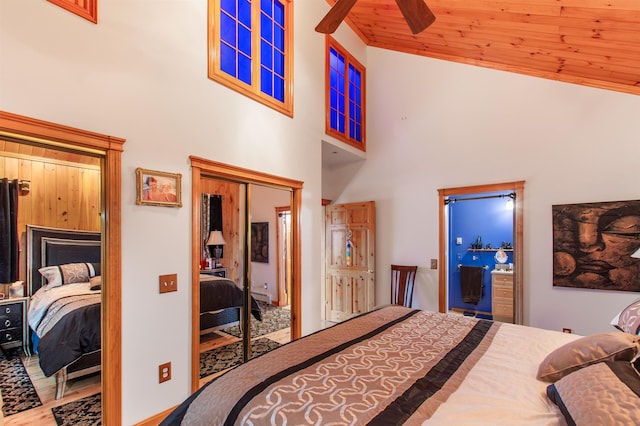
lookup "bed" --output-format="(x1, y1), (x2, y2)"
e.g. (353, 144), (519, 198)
(162, 304), (640, 425)
(199, 275), (263, 334)
(26, 225), (101, 400)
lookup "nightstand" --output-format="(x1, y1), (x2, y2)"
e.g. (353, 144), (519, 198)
(201, 267), (227, 278)
(0, 297), (29, 356)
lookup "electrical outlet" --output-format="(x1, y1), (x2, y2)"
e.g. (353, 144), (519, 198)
(562, 328), (572, 333)
(264, 282), (268, 289)
(430, 259), (437, 269)
(159, 274), (177, 294)
(159, 362), (171, 383)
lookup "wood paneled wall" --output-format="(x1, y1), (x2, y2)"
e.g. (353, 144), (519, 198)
(200, 178), (241, 284)
(1, 139), (101, 280)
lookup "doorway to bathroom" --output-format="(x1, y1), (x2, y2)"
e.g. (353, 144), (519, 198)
(438, 181), (525, 325)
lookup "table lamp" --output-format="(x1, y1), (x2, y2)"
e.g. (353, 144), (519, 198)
(206, 230), (226, 267)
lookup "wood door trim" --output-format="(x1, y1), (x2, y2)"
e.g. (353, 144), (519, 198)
(0, 110), (124, 425)
(438, 181), (525, 325)
(190, 156), (303, 393)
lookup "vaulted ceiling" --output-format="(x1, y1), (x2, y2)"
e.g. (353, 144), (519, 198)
(322, 0), (640, 96)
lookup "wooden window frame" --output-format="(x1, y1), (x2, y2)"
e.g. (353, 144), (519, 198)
(207, 0), (294, 117)
(325, 36), (366, 152)
(48, 0), (98, 24)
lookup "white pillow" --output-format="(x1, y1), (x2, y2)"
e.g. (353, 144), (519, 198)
(611, 299), (640, 335)
(39, 262), (97, 290)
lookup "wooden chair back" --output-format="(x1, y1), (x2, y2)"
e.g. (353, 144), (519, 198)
(391, 265), (418, 308)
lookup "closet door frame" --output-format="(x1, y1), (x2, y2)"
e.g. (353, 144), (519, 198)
(190, 156), (302, 393)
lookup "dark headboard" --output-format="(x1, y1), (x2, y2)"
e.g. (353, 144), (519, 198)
(26, 225), (101, 295)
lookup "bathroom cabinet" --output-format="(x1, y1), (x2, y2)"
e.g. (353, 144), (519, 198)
(491, 271), (513, 323)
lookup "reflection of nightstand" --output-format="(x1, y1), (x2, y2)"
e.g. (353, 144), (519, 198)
(0, 297), (29, 356)
(202, 268), (227, 278)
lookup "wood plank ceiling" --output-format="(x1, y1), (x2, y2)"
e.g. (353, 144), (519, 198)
(324, 0), (640, 96)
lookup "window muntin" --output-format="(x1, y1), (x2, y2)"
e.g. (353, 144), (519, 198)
(209, 0), (292, 116)
(326, 37), (366, 151)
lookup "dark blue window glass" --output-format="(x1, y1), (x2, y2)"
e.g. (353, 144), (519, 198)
(261, 67), (273, 96)
(215, 0), (288, 108)
(330, 110), (338, 129)
(220, 13), (237, 47)
(274, 26), (284, 51)
(273, 1), (284, 23)
(330, 90), (338, 110)
(274, 76), (284, 102)
(238, 54), (251, 84)
(261, 0), (272, 17)
(274, 50), (284, 76)
(261, 40), (273, 69)
(220, 43), (237, 77)
(238, 0), (251, 26)
(261, 13), (273, 42)
(221, 0), (235, 15)
(238, 26), (251, 56)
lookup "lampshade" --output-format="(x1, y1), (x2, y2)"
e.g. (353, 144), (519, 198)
(206, 230), (226, 246)
(631, 247), (640, 259)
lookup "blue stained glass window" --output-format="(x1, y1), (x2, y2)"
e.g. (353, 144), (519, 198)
(221, 0), (235, 15)
(261, 15), (272, 41)
(261, 40), (273, 69)
(220, 43), (237, 77)
(211, 0), (290, 113)
(274, 76), (284, 102)
(238, 26), (251, 56)
(220, 14), (236, 47)
(326, 38), (364, 146)
(274, 26), (284, 51)
(261, 0), (272, 17)
(274, 50), (284, 76)
(261, 67), (273, 96)
(239, 54), (251, 84)
(238, 0), (251, 26)
(330, 90), (337, 110)
(274, 1), (284, 23)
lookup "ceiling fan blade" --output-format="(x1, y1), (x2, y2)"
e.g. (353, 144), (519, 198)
(395, 0), (436, 34)
(315, 0), (358, 34)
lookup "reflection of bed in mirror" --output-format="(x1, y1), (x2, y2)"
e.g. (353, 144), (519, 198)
(200, 275), (262, 334)
(26, 225), (101, 400)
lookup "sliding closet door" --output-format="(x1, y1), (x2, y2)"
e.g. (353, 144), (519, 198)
(196, 176), (294, 387)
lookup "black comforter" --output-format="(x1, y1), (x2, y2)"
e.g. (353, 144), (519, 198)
(200, 277), (263, 321)
(37, 296), (101, 377)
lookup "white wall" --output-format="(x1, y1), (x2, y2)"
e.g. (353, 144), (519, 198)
(0, 1), (330, 423)
(328, 47), (640, 337)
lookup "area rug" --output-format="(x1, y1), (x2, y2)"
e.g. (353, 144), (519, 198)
(52, 392), (101, 425)
(200, 338), (282, 378)
(222, 302), (290, 338)
(0, 349), (42, 416)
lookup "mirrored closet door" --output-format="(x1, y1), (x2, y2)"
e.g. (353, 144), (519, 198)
(191, 157), (302, 390)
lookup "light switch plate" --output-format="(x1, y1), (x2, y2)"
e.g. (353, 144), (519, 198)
(159, 274), (177, 293)
(430, 259), (438, 269)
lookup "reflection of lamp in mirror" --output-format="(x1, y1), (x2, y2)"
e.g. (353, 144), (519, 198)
(206, 230), (226, 267)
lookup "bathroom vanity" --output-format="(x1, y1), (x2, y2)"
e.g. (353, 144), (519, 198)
(491, 269), (513, 323)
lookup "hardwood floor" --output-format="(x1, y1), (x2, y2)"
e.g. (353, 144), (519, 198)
(1, 354), (101, 426)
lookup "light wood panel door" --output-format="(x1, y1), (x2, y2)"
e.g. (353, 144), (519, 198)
(325, 201), (375, 322)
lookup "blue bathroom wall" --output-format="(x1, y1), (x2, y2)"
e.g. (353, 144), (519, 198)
(448, 192), (514, 314)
